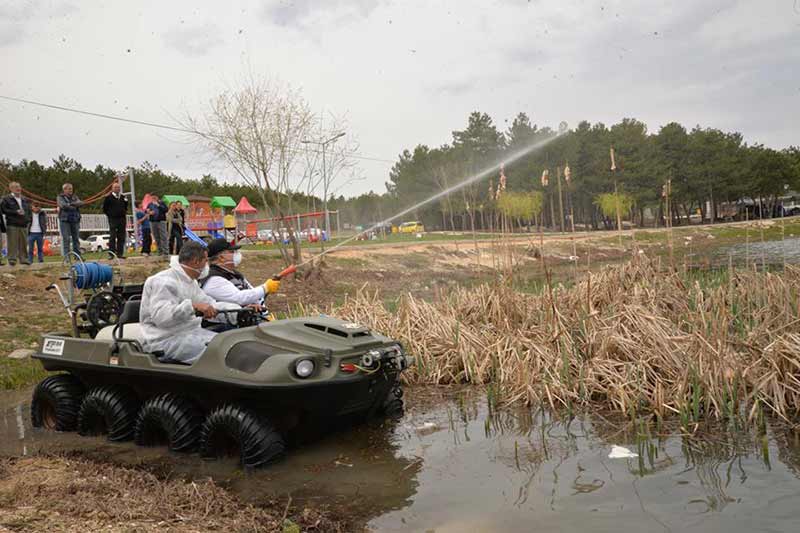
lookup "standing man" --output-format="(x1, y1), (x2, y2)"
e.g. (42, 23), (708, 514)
(147, 194), (168, 256)
(0, 202), (6, 266)
(57, 183), (83, 258)
(102, 179), (129, 258)
(0, 181), (32, 266)
(27, 203), (47, 264)
(135, 205), (152, 256)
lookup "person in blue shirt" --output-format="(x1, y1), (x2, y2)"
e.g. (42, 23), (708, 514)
(146, 194), (169, 256)
(136, 206), (152, 256)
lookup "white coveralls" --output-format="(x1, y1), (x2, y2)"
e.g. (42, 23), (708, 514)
(202, 273), (265, 306)
(140, 262), (237, 364)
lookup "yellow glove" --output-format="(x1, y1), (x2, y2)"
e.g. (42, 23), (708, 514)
(264, 278), (281, 294)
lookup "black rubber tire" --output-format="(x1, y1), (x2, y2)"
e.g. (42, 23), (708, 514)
(31, 374), (84, 431)
(134, 394), (203, 452)
(77, 386), (139, 441)
(382, 385), (405, 419)
(200, 405), (285, 469)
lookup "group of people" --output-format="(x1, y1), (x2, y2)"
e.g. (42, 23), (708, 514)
(0, 181), (47, 266)
(135, 195), (186, 257)
(0, 180), (191, 265)
(2, 181), (278, 364)
(0, 180), (125, 264)
(140, 237), (280, 364)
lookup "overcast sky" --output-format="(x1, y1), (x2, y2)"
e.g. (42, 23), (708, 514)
(1, 0), (798, 197)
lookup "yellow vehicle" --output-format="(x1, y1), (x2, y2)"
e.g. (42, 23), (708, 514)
(398, 221), (425, 233)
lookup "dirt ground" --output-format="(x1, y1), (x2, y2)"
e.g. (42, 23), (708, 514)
(0, 454), (346, 533)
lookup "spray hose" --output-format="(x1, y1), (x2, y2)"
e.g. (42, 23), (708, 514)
(71, 262), (113, 289)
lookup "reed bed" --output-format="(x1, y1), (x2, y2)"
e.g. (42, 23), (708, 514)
(331, 259), (800, 423)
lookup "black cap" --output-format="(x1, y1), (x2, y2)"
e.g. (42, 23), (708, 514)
(207, 238), (241, 258)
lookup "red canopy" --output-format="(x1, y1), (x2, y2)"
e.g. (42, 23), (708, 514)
(234, 196), (258, 214)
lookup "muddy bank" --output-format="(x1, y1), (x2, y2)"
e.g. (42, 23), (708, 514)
(0, 455), (344, 533)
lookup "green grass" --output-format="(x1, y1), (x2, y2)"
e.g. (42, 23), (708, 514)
(0, 314), (64, 391)
(238, 231), (492, 253)
(0, 357), (47, 390)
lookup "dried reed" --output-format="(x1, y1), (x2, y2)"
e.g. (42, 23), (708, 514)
(333, 259), (800, 423)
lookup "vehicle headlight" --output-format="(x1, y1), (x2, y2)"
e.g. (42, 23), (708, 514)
(362, 350), (381, 367)
(295, 359), (315, 378)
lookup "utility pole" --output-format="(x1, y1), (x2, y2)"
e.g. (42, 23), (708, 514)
(302, 131), (345, 252)
(664, 178), (673, 265)
(564, 163), (574, 233)
(557, 165), (565, 233)
(127, 169), (137, 251)
(610, 146), (623, 246)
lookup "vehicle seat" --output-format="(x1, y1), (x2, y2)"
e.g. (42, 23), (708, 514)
(113, 297), (141, 341)
(108, 296), (145, 353)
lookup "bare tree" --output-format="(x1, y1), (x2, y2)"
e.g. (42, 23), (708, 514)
(183, 77), (314, 264)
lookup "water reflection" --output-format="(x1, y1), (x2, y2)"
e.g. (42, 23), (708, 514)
(375, 391), (800, 532)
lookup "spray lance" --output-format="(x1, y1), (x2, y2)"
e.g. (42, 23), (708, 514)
(264, 264), (297, 292)
(275, 264), (297, 279)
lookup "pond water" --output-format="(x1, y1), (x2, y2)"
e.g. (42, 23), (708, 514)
(3, 388), (800, 532)
(713, 236), (800, 266)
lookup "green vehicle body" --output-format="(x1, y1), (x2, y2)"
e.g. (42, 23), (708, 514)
(33, 315), (412, 432)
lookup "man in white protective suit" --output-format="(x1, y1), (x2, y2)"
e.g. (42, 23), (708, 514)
(139, 240), (238, 364)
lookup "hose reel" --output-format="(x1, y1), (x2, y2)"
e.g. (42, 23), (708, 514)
(86, 291), (124, 329)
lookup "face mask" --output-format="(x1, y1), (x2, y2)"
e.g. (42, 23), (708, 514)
(232, 251), (242, 267)
(186, 263), (210, 278)
(171, 256), (210, 278)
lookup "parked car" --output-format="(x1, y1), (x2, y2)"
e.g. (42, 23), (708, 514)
(399, 221), (425, 233)
(85, 234), (110, 252)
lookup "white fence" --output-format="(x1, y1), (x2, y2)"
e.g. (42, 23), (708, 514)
(43, 211), (134, 236)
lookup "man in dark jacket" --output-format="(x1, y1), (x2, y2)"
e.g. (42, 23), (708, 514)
(0, 181), (32, 266)
(147, 194), (169, 256)
(27, 203), (47, 263)
(0, 204), (5, 266)
(102, 180), (129, 258)
(57, 183), (83, 258)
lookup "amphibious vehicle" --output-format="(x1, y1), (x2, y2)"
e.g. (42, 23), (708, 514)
(30, 261), (411, 468)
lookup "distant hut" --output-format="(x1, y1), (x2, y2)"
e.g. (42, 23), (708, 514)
(234, 197), (259, 242)
(187, 194), (211, 218)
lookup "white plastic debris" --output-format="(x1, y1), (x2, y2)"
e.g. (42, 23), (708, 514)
(608, 445), (638, 459)
(415, 422), (439, 435)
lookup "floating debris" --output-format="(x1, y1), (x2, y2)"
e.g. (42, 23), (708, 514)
(608, 445), (638, 459)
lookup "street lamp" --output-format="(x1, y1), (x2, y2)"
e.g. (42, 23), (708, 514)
(301, 132), (346, 242)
